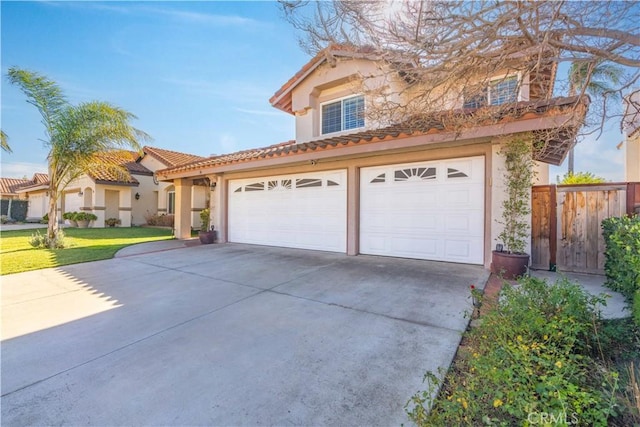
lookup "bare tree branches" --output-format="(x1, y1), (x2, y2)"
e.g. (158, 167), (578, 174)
(279, 0), (639, 138)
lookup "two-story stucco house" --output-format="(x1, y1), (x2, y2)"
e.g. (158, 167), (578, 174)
(158, 45), (587, 268)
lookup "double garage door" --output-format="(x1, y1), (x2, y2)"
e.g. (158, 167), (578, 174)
(228, 156), (484, 264)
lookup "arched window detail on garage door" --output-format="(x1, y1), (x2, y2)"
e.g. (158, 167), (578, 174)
(394, 167), (436, 182)
(245, 182), (265, 191)
(447, 168), (469, 178)
(296, 178), (323, 188)
(370, 173), (386, 183)
(268, 180), (292, 190)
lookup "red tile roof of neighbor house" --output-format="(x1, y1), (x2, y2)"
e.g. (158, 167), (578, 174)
(87, 150), (152, 185)
(159, 96), (589, 176)
(0, 178), (31, 196)
(142, 146), (206, 168)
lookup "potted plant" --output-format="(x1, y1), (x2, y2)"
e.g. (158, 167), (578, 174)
(492, 137), (535, 279)
(63, 211), (78, 227)
(75, 212), (98, 228)
(105, 217), (121, 227)
(198, 208), (216, 244)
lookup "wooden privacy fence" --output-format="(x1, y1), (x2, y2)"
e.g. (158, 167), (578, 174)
(531, 182), (640, 274)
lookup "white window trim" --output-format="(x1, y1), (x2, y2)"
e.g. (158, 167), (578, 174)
(487, 73), (521, 105)
(463, 72), (522, 108)
(320, 93), (365, 136)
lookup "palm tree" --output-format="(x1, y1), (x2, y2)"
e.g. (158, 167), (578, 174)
(8, 67), (149, 247)
(1, 130), (10, 153)
(567, 60), (624, 173)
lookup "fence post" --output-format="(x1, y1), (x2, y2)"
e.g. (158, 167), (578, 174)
(549, 184), (557, 271)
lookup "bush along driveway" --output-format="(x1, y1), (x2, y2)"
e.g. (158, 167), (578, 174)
(408, 275), (640, 426)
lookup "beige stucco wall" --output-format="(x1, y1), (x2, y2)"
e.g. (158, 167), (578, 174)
(625, 133), (640, 181)
(131, 174), (158, 225)
(292, 59), (406, 143)
(290, 58), (535, 144)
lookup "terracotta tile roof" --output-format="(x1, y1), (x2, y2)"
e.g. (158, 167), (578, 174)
(0, 178), (31, 196)
(142, 146), (206, 168)
(87, 151), (153, 185)
(32, 173), (49, 185)
(270, 45), (383, 114)
(161, 96), (588, 176)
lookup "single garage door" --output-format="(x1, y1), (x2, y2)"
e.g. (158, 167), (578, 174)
(64, 190), (82, 214)
(228, 170), (347, 252)
(360, 156), (484, 264)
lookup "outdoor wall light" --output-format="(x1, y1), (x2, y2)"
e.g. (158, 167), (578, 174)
(210, 182), (217, 190)
(78, 191), (83, 197)
(135, 192), (141, 200)
(496, 243), (504, 252)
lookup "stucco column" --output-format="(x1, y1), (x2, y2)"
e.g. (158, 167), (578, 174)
(218, 176), (228, 243)
(208, 175), (225, 241)
(346, 165), (359, 256)
(174, 178), (193, 239)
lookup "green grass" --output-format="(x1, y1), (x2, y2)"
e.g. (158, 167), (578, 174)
(1, 227), (174, 275)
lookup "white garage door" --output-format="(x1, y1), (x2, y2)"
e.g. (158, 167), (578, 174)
(64, 191), (82, 213)
(360, 157), (485, 264)
(228, 170), (347, 252)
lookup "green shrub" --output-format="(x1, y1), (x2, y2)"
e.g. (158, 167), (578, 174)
(74, 212), (97, 221)
(634, 291), (640, 327)
(602, 216), (640, 303)
(408, 276), (620, 426)
(29, 229), (67, 249)
(560, 171), (606, 184)
(0, 199), (28, 221)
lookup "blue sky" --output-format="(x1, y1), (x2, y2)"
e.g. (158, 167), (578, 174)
(0, 1), (628, 181)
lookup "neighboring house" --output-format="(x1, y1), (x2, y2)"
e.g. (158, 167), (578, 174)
(137, 146), (207, 228)
(12, 147), (205, 228)
(0, 177), (31, 200)
(622, 90), (640, 181)
(158, 45), (586, 269)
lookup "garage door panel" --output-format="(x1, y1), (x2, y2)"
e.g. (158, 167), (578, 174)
(229, 171), (347, 253)
(361, 157), (484, 264)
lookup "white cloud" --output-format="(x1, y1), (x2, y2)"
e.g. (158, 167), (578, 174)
(1, 162), (48, 179)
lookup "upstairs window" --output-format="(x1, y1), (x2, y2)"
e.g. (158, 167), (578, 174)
(321, 95), (364, 134)
(463, 76), (518, 108)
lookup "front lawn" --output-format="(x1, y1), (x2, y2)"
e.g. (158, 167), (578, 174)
(1, 227), (174, 275)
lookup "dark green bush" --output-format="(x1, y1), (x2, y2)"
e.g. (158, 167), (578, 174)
(408, 277), (622, 426)
(602, 216), (640, 303)
(0, 199), (28, 221)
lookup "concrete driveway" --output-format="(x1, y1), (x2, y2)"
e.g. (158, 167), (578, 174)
(2, 243), (489, 426)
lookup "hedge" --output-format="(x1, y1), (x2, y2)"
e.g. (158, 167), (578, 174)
(0, 199), (28, 221)
(602, 215), (640, 325)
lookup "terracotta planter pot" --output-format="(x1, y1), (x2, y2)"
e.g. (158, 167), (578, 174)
(491, 250), (529, 279)
(198, 230), (216, 244)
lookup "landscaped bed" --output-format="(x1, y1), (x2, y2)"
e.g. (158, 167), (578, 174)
(406, 275), (640, 426)
(1, 227), (174, 275)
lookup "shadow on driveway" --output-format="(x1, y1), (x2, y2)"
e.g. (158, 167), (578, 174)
(2, 243), (489, 426)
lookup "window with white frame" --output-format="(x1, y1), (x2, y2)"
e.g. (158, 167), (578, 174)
(167, 191), (175, 214)
(321, 95), (364, 134)
(463, 76), (518, 108)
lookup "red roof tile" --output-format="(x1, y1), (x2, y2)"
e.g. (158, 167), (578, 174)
(142, 146), (206, 168)
(0, 178), (30, 196)
(87, 151), (152, 185)
(161, 96), (588, 176)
